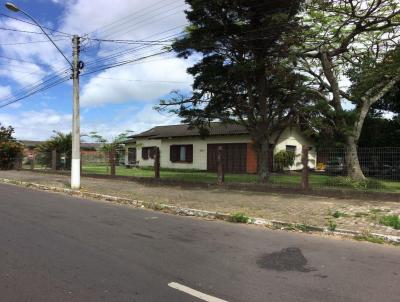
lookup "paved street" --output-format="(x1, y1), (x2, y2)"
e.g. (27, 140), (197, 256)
(0, 183), (399, 302)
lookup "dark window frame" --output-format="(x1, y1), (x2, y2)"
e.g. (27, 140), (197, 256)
(170, 144), (193, 163)
(286, 145), (297, 153)
(142, 146), (156, 160)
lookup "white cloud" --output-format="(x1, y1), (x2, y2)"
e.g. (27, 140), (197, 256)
(81, 57), (192, 106)
(0, 85), (12, 99)
(82, 103), (181, 140)
(0, 109), (72, 140)
(0, 104), (180, 141)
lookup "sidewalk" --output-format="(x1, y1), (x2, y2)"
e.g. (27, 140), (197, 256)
(0, 170), (399, 238)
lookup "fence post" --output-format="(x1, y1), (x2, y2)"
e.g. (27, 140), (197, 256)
(154, 147), (160, 179)
(51, 149), (57, 171)
(301, 145), (309, 190)
(110, 149), (116, 176)
(217, 146), (224, 184)
(30, 154), (35, 170)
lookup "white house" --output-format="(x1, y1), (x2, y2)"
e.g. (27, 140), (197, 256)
(124, 123), (316, 173)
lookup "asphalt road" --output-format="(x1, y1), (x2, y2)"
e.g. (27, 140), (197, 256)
(0, 183), (399, 302)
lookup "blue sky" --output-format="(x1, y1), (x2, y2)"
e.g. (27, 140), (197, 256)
(0, 0), (192, 141)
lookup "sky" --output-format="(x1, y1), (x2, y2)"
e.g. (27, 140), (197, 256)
(0, 0), (193, 141)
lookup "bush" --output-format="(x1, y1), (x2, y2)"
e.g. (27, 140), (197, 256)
(230, 213), (249, 223)
(324, 176), (385, 190)
(379, 215), (400, 230)
(0, 141), (23, 170)
(274, 150), (295, 172)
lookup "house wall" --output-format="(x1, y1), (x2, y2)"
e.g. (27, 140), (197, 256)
(274, 128), (317, 169)
(159, 135), (251, 170)
(126, 128), (316, 171)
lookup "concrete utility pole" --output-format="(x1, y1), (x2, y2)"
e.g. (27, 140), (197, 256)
(5, 2), (82, 189)
(71, 35), (81, 189)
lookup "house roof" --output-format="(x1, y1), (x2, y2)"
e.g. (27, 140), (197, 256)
(19, 140), (100, 149)
(129, 123), (249, 140)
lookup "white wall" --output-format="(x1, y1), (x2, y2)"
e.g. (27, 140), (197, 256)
(159, 135), (251, 170)
(127, 128), (316, 171)
(274, 128), (316, 169)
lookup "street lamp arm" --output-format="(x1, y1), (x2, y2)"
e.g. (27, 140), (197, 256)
(12, 6), (73, 67)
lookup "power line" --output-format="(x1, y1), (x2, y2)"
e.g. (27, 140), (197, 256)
(0, 76), (70, 109)
(0, 26), (66, 37)
(87, 0), (178, 37)
(0, 13), (72, 37)
(0, 38), (68, 46)
(94, 76), (191, 84)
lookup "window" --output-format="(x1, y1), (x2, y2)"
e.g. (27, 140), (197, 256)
(286, 145), (296, 153)
(170, 145), (193, 163)
(142, 147), (156, 160)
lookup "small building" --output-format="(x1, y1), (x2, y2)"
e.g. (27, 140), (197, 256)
(124, 123), (316, 173)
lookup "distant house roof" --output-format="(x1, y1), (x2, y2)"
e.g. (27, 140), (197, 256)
(19, 140), (44, 147)
(129, 123), (249, 140)
(19, 140), (100, 149)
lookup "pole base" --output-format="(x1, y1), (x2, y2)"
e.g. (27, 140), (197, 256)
(71, 159), (81, 189)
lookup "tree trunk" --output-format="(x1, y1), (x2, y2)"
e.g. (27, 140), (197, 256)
(258, 140), (270, 182)
(345, 135), (365, 181)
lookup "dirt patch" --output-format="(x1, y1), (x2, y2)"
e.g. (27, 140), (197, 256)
(257, 247), (315, 272)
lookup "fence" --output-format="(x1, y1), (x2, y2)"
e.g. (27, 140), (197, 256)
(15, 146), (400, 193)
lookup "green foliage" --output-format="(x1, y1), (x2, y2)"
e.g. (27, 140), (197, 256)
(331, 210), (346, 218)
(36, 131), (72, 169)
(87, 131), (132, 153)
(274, 150), (295, 172)
(354, 235), (385, 244)
(300, 0), (400, 153)
(230, 213), (249, 223)
(379, 215), (400, 230)
(324, 176), (385, 190)
(0, 124), (23, 170)
(158, 0), (312, 181)
(327, 219), (337, 232)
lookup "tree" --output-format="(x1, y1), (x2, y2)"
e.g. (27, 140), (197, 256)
(158, 0), (308, 181)
(36, 132), (72, 169)
(299, 0), (400, 180)
(87, 131), (132, 171)
(0, 123), (23, 170)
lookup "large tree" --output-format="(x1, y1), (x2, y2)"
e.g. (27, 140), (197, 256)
(158, 0), (309, 181)
(299, 0), (400, 180)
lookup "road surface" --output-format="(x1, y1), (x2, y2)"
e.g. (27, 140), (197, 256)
(0, 183), (399, 301)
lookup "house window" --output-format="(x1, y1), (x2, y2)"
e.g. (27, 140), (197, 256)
(142, 147), (156, 160)
(286, 145), (296, 153)
(179, 146), (186, 161)
(170, 145), (193, 163)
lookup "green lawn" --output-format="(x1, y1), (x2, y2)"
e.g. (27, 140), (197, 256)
(81, 164), (400, 193)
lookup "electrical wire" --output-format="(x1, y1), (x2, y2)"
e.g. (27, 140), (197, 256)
(0, 13), (72, 37)
(0, 76), (70, 109)
(0, 38), (68, 46)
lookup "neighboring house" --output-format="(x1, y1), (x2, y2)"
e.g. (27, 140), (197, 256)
(19, 140), (100, 159)
(124, 123), (316, 173)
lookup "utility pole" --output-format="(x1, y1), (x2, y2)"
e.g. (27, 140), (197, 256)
(5, 2), (82, 190)
(71, 35), (81, 189)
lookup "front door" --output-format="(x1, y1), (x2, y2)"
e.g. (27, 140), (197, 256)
(207, 143), (247, 173)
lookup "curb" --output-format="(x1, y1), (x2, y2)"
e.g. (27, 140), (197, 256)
(1, 177), (399, 244)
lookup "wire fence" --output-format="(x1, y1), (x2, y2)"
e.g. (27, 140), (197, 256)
(14, 146), (400, 193)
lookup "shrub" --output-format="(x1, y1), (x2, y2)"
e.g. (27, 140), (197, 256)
(379, 215), (400, 230)
(331, 210), (346, 218)
(230, 212), (249, 223)
(0, 141), (23, 170)
(327, 219), (337, 231)
(325, 176), (385, 190)
(274, 150), (295, 172)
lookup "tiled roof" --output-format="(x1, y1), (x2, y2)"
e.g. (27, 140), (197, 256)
(129, 122), (249, 139)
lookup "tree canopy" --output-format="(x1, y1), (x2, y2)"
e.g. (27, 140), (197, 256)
(159, 0), (308, 181)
